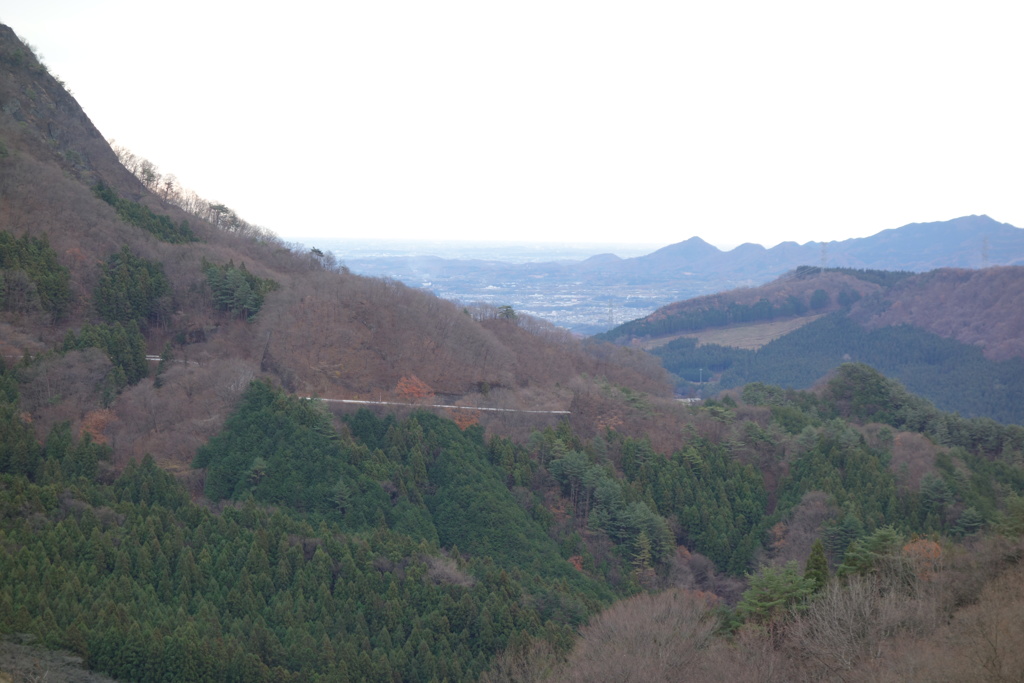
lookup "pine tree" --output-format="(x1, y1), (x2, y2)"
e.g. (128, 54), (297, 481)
(824, 508), (864, 561)
(631, 530), (656, 588)
(738, 562), (815, 630)
(804, 539), (829, 591)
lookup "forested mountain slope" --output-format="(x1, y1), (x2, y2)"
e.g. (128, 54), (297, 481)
(850, 266), (1024, 361)
(4, 352), (1024, 681)
(602, 266), (1024, 423)
(0, 23), (670, 476)
(0, 23), (677, 679)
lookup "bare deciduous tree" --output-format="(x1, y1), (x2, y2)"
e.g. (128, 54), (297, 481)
(787, 575), (919, 679)
(558, 589), (718, 683)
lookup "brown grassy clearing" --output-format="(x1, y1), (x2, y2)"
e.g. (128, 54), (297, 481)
(636, 314), (826, 351)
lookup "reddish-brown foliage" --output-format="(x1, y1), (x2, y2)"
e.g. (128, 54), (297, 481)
(448, 408), (480, 430)
(80, 409), (114, 445)
(857, 267), (1024, 361)
(395, 375), (434, 401)
(903, 538), (943, 581)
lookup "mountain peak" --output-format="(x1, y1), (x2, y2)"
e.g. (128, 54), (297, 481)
(649, 235), (720, 257)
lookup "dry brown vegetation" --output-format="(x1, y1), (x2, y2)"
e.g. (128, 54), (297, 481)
(887, 430), (941, 491)
(483, 589), (719, 683)
(0, 637), (119, 683)
(638, 314), (827, 351)
(763, 491), (835, 567)
(487, 535), (1024, 683)
(852, 266), (1024, 361)
(0, 22), (678, 479)
(559, 589), (719, 683)
(635, 259), (1024, 366)
(646, 271), (884, 325)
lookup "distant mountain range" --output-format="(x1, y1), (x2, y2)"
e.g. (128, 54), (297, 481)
(339, 215), (1024, 334)
(608, 214), (1020, 275)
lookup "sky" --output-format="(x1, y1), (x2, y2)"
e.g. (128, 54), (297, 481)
(3, 1), (1022, 250)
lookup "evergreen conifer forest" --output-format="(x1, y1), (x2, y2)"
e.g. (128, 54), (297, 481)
(4, 357), (1024, 680)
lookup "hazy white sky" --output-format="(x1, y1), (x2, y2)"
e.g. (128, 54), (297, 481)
(3, 1), (1022, 249)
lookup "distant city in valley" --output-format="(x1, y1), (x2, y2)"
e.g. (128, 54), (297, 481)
(313, 238), (674, 335)
(308, 238), (663, 263)
(311, 216), (1023, 336)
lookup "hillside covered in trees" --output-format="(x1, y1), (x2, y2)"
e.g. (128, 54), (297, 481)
(0, 21), (669, 473)
(5, 353), (1024, 681)
(600, 265), (1024, 422)
(2, 23), (1024, 682)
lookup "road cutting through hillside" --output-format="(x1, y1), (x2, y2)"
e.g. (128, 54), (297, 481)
(303, 396), (570, 415)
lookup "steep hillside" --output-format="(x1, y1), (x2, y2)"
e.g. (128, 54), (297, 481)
(5, 350), (1024, 681)
(851, 266), (1024, 361)
(0, 24), (670, 479)
(0, 25), (142, 195)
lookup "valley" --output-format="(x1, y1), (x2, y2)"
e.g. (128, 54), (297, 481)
(318, 238), (696, 335)
(325, 214), (1024, 336)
